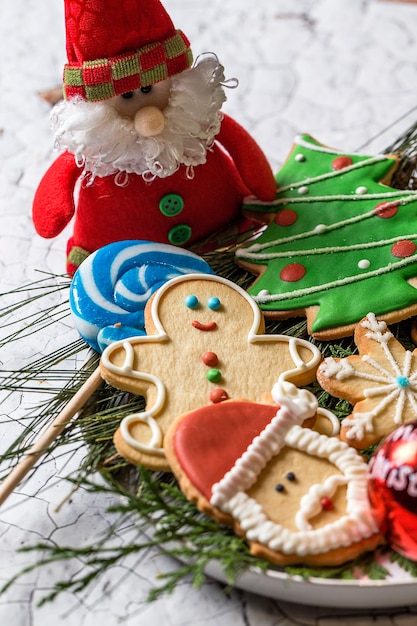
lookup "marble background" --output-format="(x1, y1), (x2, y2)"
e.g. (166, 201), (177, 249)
(1, 0), (417, 623)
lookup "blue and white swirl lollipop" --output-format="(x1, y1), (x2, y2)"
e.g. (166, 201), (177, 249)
(70, 240), (215, 352)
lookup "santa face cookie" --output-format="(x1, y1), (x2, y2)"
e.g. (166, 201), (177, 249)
(100, 274), (321, 470)
(317, 313), (417, 449)
(164, 382), (382, 566)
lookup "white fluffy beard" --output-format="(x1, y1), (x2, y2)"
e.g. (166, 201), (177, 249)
(51, 54), (232, 184)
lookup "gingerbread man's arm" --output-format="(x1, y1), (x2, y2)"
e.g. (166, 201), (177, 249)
(32, 151), (82, 238)
(100, 338), (166, 414)
(217, 114), (277, 202)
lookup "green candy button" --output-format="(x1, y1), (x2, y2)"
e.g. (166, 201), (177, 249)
(206, 368), (222, 383)
(159, 193), (184, 217)
(168, 224), (192, 246)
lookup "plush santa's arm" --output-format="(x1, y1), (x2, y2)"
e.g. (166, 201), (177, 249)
(217, 114), (277, 201)
(32, 151), (82, 238)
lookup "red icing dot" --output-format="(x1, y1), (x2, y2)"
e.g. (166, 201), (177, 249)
(391, 240), (417, 258)
(280, 263), (306, 282)
(202, 351), (218, 367)
(275, 209), (298, 226)
(331, 156), (353, 171)
(374, 201), (399, 219)
(210, 388), (229, 403)
(320, 497), (334, 511)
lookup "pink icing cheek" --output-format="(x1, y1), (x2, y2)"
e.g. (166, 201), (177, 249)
(391, 240), (417, 258)
(374, 201), (399, 219)
(280, 263), (306, 282)
(331, 156), (353, 170)
(275, 209), (298, 226)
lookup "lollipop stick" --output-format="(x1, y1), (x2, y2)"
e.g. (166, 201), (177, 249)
(0, 366), (103, 506)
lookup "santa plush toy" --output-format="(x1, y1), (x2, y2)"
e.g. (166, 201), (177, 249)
(32, 0), (276, 274)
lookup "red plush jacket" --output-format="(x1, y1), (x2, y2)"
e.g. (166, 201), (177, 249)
(32, 113), (276, 272)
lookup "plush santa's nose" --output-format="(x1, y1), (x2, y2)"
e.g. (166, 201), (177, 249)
(134, 106), (166, 137)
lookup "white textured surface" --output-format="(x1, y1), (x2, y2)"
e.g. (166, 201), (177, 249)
(2, 0), (417, 623)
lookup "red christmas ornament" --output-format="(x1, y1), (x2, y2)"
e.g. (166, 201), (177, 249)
(368, 420), (417, 560)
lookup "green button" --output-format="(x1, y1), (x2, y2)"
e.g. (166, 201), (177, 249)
(159, 193), (184, 217)
(168, 224), (192, 246)
(206, 368), (222, 383)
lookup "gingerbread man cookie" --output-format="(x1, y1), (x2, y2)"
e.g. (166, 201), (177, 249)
(317, 313), (417, 449)
(100, 273), (321, 470)
(164, 381), (382, 566)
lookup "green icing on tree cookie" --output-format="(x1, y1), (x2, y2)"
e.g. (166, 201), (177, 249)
(236, 134), (417, 337)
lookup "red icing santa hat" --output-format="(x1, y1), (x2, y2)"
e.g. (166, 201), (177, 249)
(63, 0), (193, 101)
(173, 401), (280, 501)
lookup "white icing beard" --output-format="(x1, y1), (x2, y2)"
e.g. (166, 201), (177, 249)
(50, 55), (228, 184)
(210, 385), (378, 557)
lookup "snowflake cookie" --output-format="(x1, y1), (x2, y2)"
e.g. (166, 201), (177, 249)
(317, 313), (417, 449)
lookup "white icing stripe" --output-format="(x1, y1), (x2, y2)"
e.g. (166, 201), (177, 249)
(276, 191), (414, 205)
(252, 253), (417, 304)
(237, 235), (417, 262)
(236, 203), (417, 257)
(279, 154), (389, 193)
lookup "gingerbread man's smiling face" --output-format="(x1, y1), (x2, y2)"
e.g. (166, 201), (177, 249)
(148, 274), (260, 340)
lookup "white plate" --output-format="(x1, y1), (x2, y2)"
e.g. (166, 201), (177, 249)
(191, 555), (417, 608)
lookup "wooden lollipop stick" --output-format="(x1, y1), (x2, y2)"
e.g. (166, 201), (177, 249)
(0, 366), (103, 506)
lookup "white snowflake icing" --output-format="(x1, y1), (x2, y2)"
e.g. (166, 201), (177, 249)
(329, 313), (417, 441)
(320, 357), (355, 380)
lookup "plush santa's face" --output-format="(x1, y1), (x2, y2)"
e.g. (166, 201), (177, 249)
(51, 55), (228, 183)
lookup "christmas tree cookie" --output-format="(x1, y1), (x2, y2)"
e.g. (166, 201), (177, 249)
(236, 134), (417, 339)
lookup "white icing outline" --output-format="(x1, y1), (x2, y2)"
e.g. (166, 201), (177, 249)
(315, 407), (341, 436)
(102, 340), (167, 455)
(238, 233), (417, 260)
(101, 274), (322, 455)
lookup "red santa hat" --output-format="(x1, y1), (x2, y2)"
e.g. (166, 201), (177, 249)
(63, 0), (193, 101)
(172, 401), (281, 501)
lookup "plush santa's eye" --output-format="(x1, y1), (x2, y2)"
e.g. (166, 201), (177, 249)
(141, 85), (152, 94)
(121, 91), (134, 99)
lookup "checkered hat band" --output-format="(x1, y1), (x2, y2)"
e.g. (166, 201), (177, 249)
(63, 30), (192, 101)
